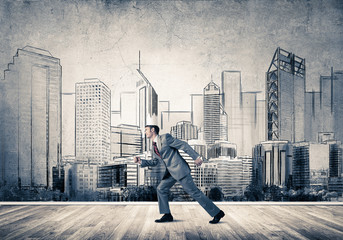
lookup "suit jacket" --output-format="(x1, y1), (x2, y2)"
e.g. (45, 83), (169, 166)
(140, 134), (200, 181)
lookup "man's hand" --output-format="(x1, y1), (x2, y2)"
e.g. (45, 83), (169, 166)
(133, 156), (141, 164)
(194, 156), (203, 167)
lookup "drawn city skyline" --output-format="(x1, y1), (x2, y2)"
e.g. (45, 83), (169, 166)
(1, 0), (343, 201)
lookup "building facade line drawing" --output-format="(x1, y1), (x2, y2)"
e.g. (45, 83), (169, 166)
(0, 46), (62, 188)
(266, 47), (306, 142)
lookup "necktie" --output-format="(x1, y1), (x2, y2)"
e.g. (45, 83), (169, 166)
(152, 141), (161, 158)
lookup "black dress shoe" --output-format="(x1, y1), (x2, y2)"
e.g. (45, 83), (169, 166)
(155, 213), (173, 223)
(209, 210), (225, 224)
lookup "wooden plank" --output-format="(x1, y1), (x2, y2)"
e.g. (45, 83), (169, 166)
(108, 205), (143, 240)
(228, 205), (278, 239)
(137, 205), (159, 240)
(0, 206), (58, 240)
(119, 205), (151, 240)
(306, 206), (343, 225)
(266, 206), (343, 240)
(0, 205), (28, 217)
(252, 205), (308, 240)
(74, 205), (127, 240)
(288, 206), (343, 233)
(40, 206), (98, 239)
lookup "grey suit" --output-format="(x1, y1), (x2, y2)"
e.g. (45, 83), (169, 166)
(140, 134), (220, 217)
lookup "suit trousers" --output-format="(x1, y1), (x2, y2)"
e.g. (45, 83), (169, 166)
(157, 173), (220, 217)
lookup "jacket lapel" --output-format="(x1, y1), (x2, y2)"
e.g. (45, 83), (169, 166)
(157, 135), (162, 151)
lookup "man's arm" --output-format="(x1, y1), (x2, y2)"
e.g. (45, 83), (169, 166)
(133, 156), (159, 167)
(165, 134), (200, 160)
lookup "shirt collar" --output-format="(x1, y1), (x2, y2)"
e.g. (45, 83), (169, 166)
(153, 135), (160, 144)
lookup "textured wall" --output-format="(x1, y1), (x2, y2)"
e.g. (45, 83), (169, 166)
(1, 0), (342, 155)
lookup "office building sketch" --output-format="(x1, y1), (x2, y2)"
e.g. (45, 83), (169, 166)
(0, 46), (62, 188)
(75, 78), (111, 164)
(136, 69), (158, 152)
(305, 69), (343, 143)
(221, 71), (265, 156)
(98, 158), (143, 189)
(64, 162), (98, 198)
(328, 143), (343, 193)
(203, 80), (226, 145)
(253, 141), (292, 187)
(111, 124), (142, 160)
(170, 121), (198, 141)
(266, 47), (306, 143)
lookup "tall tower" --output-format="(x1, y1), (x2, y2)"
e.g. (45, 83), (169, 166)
(266, 47), (305, 142)
(221, 71), (242, 148)
(0, 46), (62, 188)
(136, 69), (158, 151)
(75, 78), (111, 164)
(203, 80), (221, 145)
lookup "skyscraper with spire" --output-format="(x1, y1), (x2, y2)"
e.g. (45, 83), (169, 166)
(203, 80), (227, 145)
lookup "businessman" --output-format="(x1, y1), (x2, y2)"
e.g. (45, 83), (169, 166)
(133, 125), (225, 224)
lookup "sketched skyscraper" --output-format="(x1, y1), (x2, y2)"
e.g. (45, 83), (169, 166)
(136, 69), (158, 151)
(266, 47), (305, 142)
(305, 69), (343, 143)
(0, 46), (62, 188)
(111, 124), (142, 159)
(221, 71), (265, 156)
(75, 78), (111, 164)
(221, 71), (243, 148)
(170, 121), (198, 141)
(203, 80), (222, 145)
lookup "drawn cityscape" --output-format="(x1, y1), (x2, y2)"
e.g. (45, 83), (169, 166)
(0, 0), (342, 202)
(0, 45), (342, 202)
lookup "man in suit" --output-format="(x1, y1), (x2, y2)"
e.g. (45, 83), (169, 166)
(133, 125), (225, 224)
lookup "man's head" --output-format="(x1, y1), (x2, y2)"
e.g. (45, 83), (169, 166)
(145, 125), (160, 139)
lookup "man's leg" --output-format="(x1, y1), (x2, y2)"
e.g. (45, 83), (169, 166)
(179, 174), (220, 217)
(157, 176), (177, 214)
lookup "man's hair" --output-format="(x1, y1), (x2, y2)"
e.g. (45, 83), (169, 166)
(145, 125), (160, 135)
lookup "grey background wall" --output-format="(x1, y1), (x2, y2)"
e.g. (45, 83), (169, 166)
(1, 0), (342, 156)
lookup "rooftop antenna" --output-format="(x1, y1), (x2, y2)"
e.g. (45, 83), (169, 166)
(139, 50), (141, 71)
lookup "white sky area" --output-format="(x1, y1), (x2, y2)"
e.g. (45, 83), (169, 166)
(1, 0), (342, 155)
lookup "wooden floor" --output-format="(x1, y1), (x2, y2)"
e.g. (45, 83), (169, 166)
(0, 203), (343, 240)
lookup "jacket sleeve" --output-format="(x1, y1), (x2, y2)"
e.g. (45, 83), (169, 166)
(140, 157), (160, 168)
(165, 134), (200, 160)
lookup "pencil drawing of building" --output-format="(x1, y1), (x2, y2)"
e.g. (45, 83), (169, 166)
(75, 78), (111, 164)
(253, 141), (293, 187)
(266, 47), (306, 143)
(170, 121), (198, 141)
(0, 46), (62, 188)
(203, 80), (227, 145)
(111, 124), (142, 160)
(64, 162), (98, 198)
(292, 142), (310, 189)
(136, 69), (158, 151)
(305, 69), (343, 143)
(328, 142), (343, 194)
(221, 71), (265, 156)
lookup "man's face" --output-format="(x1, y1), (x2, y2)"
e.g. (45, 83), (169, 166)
(145, 127), (154, 139)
